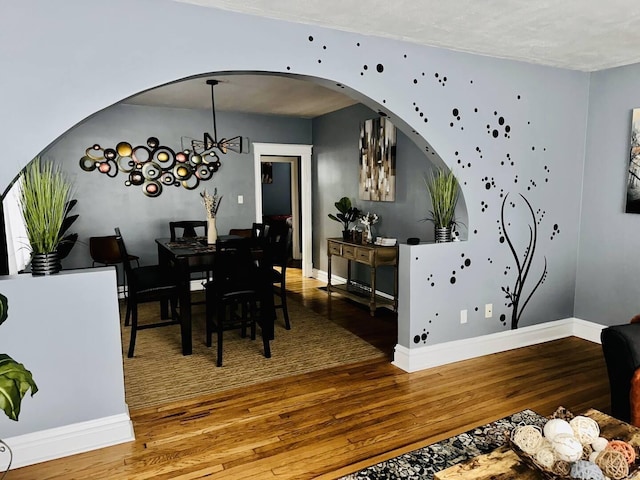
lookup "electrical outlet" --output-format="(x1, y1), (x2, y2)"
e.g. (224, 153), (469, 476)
(460, 309), (467, 324)
(238, 195), (244, 204)
(485, 303), (493, 318)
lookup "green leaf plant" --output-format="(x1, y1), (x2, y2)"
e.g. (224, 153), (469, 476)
(424, 168), (460, 229)
(0, 293), (38, 421)
(328, 196), (360, 231)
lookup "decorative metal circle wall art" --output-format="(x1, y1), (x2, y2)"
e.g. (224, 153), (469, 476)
(79, 137), (222, 197)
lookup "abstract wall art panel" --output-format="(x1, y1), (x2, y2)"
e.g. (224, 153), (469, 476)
(359, 117), (396, 202)
(626, 108), (640, 213)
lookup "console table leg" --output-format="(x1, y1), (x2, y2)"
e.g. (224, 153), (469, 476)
(369, 266), (376, 316)
(327, 254), (332, 295)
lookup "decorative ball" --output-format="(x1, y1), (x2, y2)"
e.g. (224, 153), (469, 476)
(571, 416), (601, 444)
(512, 425), (544, 454)
(592, 437), (609, 452)
(570, 460), (605, 480)
(535, 445), (556, 468)
(583, 444), (594, 460)
(607, 440), (636, 464)
(544, 418), (574, 441)
(589, 451), (600, 462)
(595, 449), (629, 480)
(552, 459), (571, 476)
(552, 433), (584, 462)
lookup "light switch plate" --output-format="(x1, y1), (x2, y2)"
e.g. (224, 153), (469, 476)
(238, 195), (244, 204)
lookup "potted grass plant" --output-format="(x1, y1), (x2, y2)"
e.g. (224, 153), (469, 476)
(19, 157), (75, 275)
(425, 168), (459, 242)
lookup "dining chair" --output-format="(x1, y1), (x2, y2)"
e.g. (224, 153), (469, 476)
(251, 222), (270, 239)
(114, 227), (180, 358)
(267, 225), (293, 330)
(169, 220), (207, 241)
(90, 235), (140, 319)
(228, 228), (252, 238)
(205, 237), (272, 367)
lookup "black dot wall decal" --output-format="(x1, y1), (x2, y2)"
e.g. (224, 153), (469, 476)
(323, 45), (327, 50)
(413, 335), (420, 344)
(308, 36), (314, 42)
(550, 223), (560, 240)
(499, 236), (505, 243)
(475, 306), (479, 311)
(450, 276), (456, 284)
(286, 66), (291, 70)
(356, 42), (360, 46)
(464, 259), (471, 267)
(363, 65), (368, 70)
(500, 313), (507, 326)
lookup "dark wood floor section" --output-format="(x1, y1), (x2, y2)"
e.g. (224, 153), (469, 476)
(10, 269), (610, 479)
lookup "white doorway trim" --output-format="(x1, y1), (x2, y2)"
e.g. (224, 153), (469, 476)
(253, 143), (312, 277)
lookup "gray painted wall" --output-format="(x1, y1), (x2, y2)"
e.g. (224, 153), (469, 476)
(41, 104), (311, 271)
(262, 162), (292, 215)
(575, 64), (640, 324)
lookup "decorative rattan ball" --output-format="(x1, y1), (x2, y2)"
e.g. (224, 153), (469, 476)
(582, 444), (594, 460)
(592, 437), (609, 452)
(570, 416), (601, 445)
(589, 451), (600, 463)
(552, 459), (572, 476)
(535, 444), (556, 469)
(595, 449), (629, 480)
(552, 433), (584, 462)
(570, 460), (605, 480)
(544, 418), (574, 441)
(607, 440), (636, 464)
(512, 425), (544, 454)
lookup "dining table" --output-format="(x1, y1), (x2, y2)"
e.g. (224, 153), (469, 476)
(155, 235), (275, 355)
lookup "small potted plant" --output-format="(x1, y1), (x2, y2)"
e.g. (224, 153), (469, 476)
(424, 168), (459, 242)
(328, 197), (360, 240)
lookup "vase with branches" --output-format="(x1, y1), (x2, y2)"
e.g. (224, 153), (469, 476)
(201, 188), (222, 244)
(424, 168), (459, 242)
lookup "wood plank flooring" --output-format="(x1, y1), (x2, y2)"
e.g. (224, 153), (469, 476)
(9, 269), (610, 479)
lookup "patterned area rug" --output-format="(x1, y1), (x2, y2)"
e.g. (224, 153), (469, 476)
(340, 410), (547, 480)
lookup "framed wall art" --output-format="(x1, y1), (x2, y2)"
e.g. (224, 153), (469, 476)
(359, 117), (396, 202)
(626, 108), (640, 213)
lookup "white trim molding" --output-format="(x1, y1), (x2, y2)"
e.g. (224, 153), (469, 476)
(392, 317), (605, 373)
(5, 413), (134, 470)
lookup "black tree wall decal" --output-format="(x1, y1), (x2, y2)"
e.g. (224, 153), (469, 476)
(500, 193), (547, 329)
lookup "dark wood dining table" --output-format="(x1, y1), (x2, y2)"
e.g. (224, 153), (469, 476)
(155, 235), (275, 355)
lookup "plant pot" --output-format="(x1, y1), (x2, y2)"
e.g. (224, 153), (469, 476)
(342, 230), (350, 241)
(31, 252), (61, 276)
(207, 217), (218, 244)
(435, 226), (452, 243)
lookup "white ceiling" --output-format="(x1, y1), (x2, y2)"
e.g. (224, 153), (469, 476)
(126, 0), (640, 117)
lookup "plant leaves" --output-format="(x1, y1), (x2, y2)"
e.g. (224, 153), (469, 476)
(0, 354), (38, 421)
(0, 293), (7, 327)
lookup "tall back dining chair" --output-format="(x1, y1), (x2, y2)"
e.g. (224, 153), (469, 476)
(251, 222), (270, 239)
(267, 225), (293, 330)
(205, 236), (272, 367)
(115, 227), (180, 358)
(169, 220), (207, 241)
(89, 235), (140, 300)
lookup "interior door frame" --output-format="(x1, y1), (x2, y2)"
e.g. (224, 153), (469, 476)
(253, 143), (312, 277)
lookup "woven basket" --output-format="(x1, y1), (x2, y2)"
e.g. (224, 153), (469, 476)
(508, 407), (640, 480)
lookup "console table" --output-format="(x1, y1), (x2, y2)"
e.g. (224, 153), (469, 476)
(326, 237), (398, 316)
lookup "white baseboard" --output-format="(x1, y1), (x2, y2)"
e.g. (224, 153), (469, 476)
(392, 317), (605, 373)
(5, 413), (135, 469)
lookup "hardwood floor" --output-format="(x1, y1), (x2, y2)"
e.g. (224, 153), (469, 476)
(10, 269), (610, 479)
